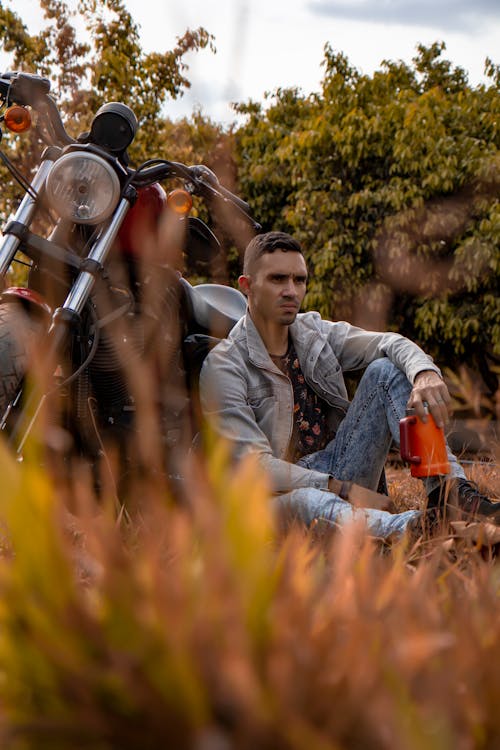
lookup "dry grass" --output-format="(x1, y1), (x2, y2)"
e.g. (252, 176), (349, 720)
(0, 279), (497, 749)
(387, 460), (499, 513)
(0, 259), (498, 747)
(0, 432), (498, 749)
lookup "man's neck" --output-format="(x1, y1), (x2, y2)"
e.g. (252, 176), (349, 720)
(249, 311), (290, 357)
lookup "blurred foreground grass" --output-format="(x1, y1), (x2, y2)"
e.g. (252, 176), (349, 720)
(0, 436), (499, 749)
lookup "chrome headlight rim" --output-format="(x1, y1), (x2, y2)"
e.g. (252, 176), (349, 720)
(45, 151), (121, 225)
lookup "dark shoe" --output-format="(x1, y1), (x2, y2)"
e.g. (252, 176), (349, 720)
(426, 479), (500, 526)
(455, 479), (500, 525)
(426, 482), (451, 521)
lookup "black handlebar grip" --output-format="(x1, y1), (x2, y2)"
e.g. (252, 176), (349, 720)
(188, 165), (251, 213)
(10, 73), (51, 106)
(0, 75), (12, 100)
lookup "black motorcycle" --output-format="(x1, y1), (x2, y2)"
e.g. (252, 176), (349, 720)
(0, 71), (258, 488)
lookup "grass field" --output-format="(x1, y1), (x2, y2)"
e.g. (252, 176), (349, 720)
(0, 432), (498, 749)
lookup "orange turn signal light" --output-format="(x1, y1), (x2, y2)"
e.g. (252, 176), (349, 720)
(166, 188), (193, 215)
(4, 105), (32, 133)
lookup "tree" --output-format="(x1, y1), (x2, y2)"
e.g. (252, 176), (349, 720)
(0, 0), (244, 282)
(0, 0), (221, 286)
(0, 0), (214, 197)
(234, 43), (500, 385)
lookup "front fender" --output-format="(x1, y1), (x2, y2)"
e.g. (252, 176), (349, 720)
(0, 287), (52, 318)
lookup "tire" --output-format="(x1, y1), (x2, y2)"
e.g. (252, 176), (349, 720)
(0, 302), (43, 415)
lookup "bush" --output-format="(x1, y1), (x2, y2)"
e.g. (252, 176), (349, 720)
(234, 43), (500, 380)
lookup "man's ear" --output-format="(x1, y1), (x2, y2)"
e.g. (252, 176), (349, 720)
(238, 274), (251, 296)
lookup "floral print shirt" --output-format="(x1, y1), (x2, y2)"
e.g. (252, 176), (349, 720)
(271, 341), (334, 462)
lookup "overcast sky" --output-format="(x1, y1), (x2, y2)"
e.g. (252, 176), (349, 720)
(3, 0), (500, 124)
(125, 0), (500, 123)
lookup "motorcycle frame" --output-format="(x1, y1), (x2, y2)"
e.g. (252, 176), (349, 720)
(0, 71), (257, 462)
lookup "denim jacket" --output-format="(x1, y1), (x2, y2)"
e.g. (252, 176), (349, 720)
(199, 311), (440, 493)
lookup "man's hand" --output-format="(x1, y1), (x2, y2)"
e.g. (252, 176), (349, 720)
(407, 370), (451, 428)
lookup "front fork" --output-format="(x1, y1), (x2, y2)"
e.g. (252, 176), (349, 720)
(0, 157), (55, 276)
(1, 175), (135, 454)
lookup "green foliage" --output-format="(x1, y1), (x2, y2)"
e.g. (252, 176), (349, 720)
(0, 0), (214, 193)
(234, 43), (500, 371)
(0, 1), (235, 282)
(1, 5), (498, 370)
(0, 0), (223, 287)
(78, 0), (215, 160)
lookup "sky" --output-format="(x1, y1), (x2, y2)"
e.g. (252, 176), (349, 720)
(3, 0), (500, 125)
(124, 0), (500, 124)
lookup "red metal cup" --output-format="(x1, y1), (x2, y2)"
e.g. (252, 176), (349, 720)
(399, 409), (450, 478)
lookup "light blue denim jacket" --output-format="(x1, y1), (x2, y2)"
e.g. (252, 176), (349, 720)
(200, 311), (440, 493)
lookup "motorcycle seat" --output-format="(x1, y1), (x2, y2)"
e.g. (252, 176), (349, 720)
(179, 277), (247, 338)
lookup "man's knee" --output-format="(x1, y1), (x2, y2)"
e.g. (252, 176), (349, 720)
(362, 358), (404, 385)
(360, 358), (411, 400)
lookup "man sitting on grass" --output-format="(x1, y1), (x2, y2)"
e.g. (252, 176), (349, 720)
(200, 231), (499, 538)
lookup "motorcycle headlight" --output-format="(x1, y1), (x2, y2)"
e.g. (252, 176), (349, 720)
(45, 151), (121, 224)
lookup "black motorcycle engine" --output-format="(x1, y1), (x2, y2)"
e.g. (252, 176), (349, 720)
(88, 317), (143, 425)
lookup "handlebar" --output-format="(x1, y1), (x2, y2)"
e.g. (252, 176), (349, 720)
(128, 160), (260, 229)
(0, 71), (51, 108)
(0, 71), (74, 146)
(9, 73), (50, 105)
(1, 71), (261, 229)
(188, 164), (252, 214)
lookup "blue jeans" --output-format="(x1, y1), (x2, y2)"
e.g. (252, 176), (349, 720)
(276, 359), (465, 538)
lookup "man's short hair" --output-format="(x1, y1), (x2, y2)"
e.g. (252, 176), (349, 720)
(243, 231), (303, 275)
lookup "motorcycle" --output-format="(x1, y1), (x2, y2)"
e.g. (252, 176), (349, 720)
(0, 71), (258, 491)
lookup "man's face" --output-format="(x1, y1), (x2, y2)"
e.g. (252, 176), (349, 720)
(239, 249), (308, 327)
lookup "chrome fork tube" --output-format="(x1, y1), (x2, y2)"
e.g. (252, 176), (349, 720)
(59, 197), (131, 316)
(9, 196), (132, 453)
(0, 159), (55, 277)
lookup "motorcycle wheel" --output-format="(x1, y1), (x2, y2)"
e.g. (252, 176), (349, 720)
(0, 302), (43, 414)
